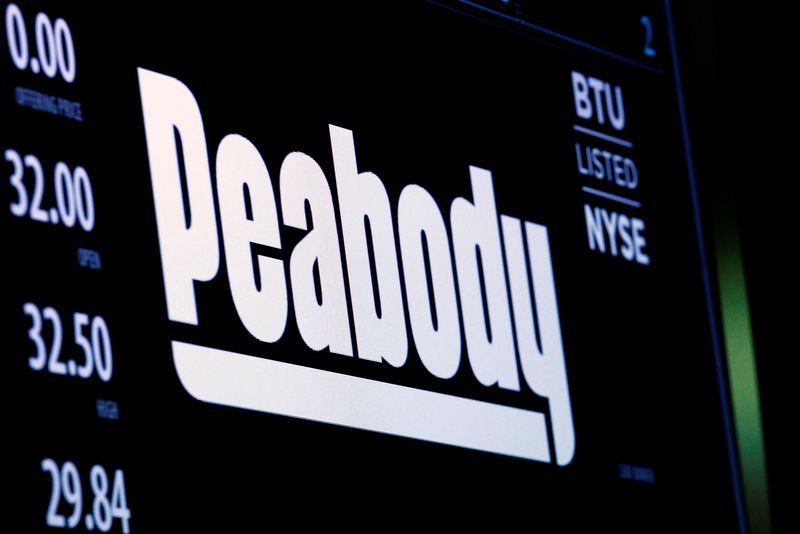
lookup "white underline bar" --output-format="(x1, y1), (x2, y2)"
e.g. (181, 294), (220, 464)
(171, 341), (552, 462)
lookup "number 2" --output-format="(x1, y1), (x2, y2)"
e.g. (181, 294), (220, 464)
(42, 459), (66, 528)
(25, 154), (49, 222)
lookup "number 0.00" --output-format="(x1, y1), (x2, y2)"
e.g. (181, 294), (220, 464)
(5, 3), (76, 82)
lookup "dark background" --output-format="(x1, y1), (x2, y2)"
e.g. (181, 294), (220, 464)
(3, 1), (791, 531)
(678, 3), (795, 532)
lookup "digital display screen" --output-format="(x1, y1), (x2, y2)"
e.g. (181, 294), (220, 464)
(3, 1), (761, 531)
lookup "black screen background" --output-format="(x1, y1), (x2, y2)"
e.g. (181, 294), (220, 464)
(2, 2), (749, 531)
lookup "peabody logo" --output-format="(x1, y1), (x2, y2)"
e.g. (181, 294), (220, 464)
(138, 68), (575, 465)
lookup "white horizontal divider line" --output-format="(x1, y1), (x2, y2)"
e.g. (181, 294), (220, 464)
(573, 124), (633, 148)
(581, 186), (642, 208)
(172, 340), (551, 462)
